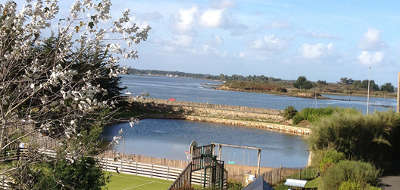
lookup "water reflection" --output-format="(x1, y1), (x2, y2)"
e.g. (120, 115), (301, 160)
(121, 75), (395, 114)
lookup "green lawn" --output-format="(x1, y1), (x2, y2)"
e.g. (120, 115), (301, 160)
(105, 172), (172, 190)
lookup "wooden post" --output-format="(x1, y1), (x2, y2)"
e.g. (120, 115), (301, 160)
(257, 149), (261, 177)
(218, 144), (222, 160)
(397, 72), (400, 113)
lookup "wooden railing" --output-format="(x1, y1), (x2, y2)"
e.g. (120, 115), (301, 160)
(169, 143), (228, 190)
(168, 161), (193, 190)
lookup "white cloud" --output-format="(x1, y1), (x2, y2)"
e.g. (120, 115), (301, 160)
(200, 9), (224, 28)
(173, 35), (193, 47)
(239, 52), (246, 58)
(360, 28), (385, 50)
(176, 6), (198, 32)
(358, 51), (384, 65)
(251, 35), (286, 51)
(301, 43), (333, 59)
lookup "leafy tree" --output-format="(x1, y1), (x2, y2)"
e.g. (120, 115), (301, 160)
(361, 80), (380, 91)
(293, 76), (313, 90)
(339, 77), (354, 85)
(317, 80), (327, 85)
(381, 82), (395, 93)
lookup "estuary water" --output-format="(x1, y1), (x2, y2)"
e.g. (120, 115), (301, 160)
(104, 75), (395, 168)
(104, 119), (309, 168)
(121, 75), (395, 114)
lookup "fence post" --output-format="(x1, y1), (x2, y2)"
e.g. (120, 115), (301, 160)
(135, 161), (138, 175)
(151, 164), (153, 178)
(167, 166), (169, 180)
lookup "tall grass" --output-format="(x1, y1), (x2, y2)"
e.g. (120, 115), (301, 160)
(293, 107), (360, 125)
(308, 111), (400, 171)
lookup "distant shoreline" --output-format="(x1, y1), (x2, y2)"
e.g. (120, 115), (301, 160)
(126, 74), (395, 110)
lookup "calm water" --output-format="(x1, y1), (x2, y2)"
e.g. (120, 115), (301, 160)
(104, 119), (309, 168)
(121, 75), (395, 114)
(108, 75), (395, 168)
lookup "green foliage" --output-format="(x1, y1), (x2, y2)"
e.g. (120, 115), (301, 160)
(381, 83), (395, 93)
(312, 149), (346, 173)
(226, 181), (243, 190)
(293, 107), (359, 125)
(339, 181), (362, 190)
(293, 76), (313, 90)
(309, 111), (400, 169)
(283, 106), (297, 120)
(287, 167), (319, 180)
(339, 181), (382, 190)
(319, 160), (380, 190)
(51, 157), (108, 190)
(11, 157), (108, 190)
(317, 80), (327, 85)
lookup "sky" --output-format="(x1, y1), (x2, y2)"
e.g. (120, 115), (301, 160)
(12, 0), (400, 84)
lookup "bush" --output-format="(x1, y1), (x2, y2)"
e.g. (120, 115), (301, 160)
(339, 181), (361, 190)
(312, 149), (346, 173)
(319, 160), (380, 190)
(293, 107), (359, 125)
(339, 181), (382, 190)
(283, 106), (297, 120)
(309, 111), (400, 169)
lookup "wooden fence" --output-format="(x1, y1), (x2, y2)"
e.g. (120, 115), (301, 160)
(99, 157), (209, 186)
(0, 148), (309, 188)
(0, 148), (209, 189)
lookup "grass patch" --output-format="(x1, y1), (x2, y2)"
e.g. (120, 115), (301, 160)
(305, 177), (320, 188)
(293, 107), (359, 125)
(104, 172), (172, 190)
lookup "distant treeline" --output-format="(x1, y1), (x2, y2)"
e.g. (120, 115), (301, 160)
(127, 68), (285, 82)
(127, 68), (220, 80)
(127, 68), (396, 93)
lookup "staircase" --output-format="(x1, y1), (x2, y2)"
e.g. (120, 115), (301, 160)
(169, 143), (228, 190)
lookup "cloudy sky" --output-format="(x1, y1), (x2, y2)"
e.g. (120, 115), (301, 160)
(23, 0), (400, 84)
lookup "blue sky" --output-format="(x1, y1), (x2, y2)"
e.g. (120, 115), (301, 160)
(16, 0), (400, 84)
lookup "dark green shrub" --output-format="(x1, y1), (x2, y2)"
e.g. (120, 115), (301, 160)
(283, 106), (297, 120)
(319, 160), (380, 190)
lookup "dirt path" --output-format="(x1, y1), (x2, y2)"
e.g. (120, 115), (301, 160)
(380, 176), (400, 190)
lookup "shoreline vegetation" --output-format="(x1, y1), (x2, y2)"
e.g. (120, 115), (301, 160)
(127, 68), (397, 100)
